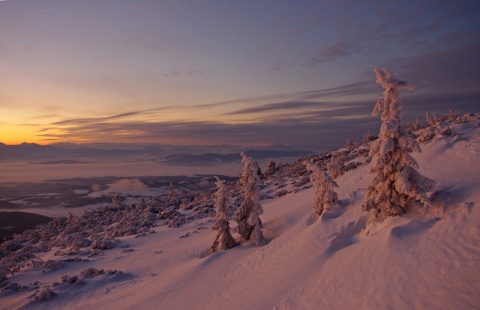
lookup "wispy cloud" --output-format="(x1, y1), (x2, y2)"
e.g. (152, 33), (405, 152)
(38, 115), (378, 150)
(301, 40), (360, 68)
(391, 42), (480, 92)
(36, 59), (479, 148)
(52, 111), (143, 125)
(37, 86), (381, 149)
(162, 70), (204, 78)
(197, 81), (376, 111)
(224, 101), (333, 115)
(50, 107), (180, 126)
(268, 60), (287, 72)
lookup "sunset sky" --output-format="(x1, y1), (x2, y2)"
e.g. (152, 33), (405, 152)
(1, 0), (479, 148)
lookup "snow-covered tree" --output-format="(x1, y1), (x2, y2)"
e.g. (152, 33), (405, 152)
(211, 177), (238, 252)
(344, 139), (359, 150)
(405, 118), (423, 133)
(327, 156), (345, 179)
(362, 68), (435, 222)
(447, 110), (458, 122)
(304, 160), (339, 217)
(234, 152), (265, 245)
(362, 130), (377, 144)
(264, 158), (277, 178)
(425, 111), (435, 127)
(112, 193), (121, 206)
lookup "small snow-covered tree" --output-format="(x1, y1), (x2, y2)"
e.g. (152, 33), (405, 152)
(327, 156), (345, 179)
(264, 158), (277, 177)
(447, 110), (458, 122)
(362, 68), (435, 222)
(344, 139), (359, 150)
(405, 118), (423, 134)
(425, 111), (434, 127)
(362, 130), (377, 144)
(304, 160), (339, 217)
(168, 182), (174, 198)
(211, 177), (238, 252)
(234, 153), (265, 245)
(112, 193), (121, 206)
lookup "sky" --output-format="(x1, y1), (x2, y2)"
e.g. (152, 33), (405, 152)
(1, 0), (479, 149)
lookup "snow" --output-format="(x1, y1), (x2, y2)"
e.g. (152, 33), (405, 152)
(1, 118), (480, 309)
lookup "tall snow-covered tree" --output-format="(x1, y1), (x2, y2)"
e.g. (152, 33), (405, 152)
(304, 160), (339, 217)
(234, 152), (265, 245)
(362, 68), (435, 222)
(211, 176), (238, 252)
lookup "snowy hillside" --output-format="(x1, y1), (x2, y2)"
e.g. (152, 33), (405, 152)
(1, 114), (480, 309)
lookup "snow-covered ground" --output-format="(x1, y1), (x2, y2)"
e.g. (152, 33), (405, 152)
(1, 116), (479, 309)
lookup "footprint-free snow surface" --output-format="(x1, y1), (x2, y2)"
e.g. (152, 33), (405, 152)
(2, 117), (480, 309)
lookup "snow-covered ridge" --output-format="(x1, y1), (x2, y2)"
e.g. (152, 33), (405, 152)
(1, 112), (479, 309)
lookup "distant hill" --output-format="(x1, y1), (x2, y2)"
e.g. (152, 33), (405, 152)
(0, 143), (312, 162)
(0, 143), (166, 160)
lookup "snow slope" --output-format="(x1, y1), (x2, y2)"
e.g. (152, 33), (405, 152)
(1, 118), (480, 309)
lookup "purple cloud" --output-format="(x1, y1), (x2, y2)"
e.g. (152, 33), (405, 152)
(301, 40), (360, 68)
(162, 70), (204, 78)
(268, 60), (287, 72)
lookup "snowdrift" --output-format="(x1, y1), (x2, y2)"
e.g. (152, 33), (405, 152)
(1, 115), (479, 309)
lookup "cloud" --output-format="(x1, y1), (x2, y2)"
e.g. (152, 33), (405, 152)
(225, 101), (334, 115)
(37, 100), (379, 150)
(268, 60), (287, 72)
(185, 70), (203, 77)
(288, 1), (479, 70)
(293, 81), (376, 101)
(301, 40), (360, 68)
(52, 111), (143, 125)
(36, 86), (474, 150)
(50, 107), (177, 126)
(375, 42), (480, 115)
(392, 42), (480, 92)
(36, 59), (479, 149)
(162, 71), (181, 78)
(34, 78), (381, 148)
(162, 70), (204, 78)
(196, 81), (376, 111)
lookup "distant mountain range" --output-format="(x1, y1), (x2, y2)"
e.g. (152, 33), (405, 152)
(0, 142), (313, 164)
(0, 142), (165, 159)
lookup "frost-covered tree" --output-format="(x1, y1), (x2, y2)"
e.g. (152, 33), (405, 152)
(264, 158), (277, 178)
(447, 110), (458, 122)
(425, 111), (435, 127)
(362, 130), (377, 144)
(362, 68), (435, 222)
(304, 160), (339, 217)
(405, 118), (423, 133)
(211, 177), (238, 252)
(234, 152), (265, 245)
(112, 193), (121, 206)
(327, 156), (345, 179)
(344, 139), (359, 150)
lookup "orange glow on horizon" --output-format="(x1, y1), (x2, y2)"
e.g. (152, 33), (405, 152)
(0, 125), (43, 145)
